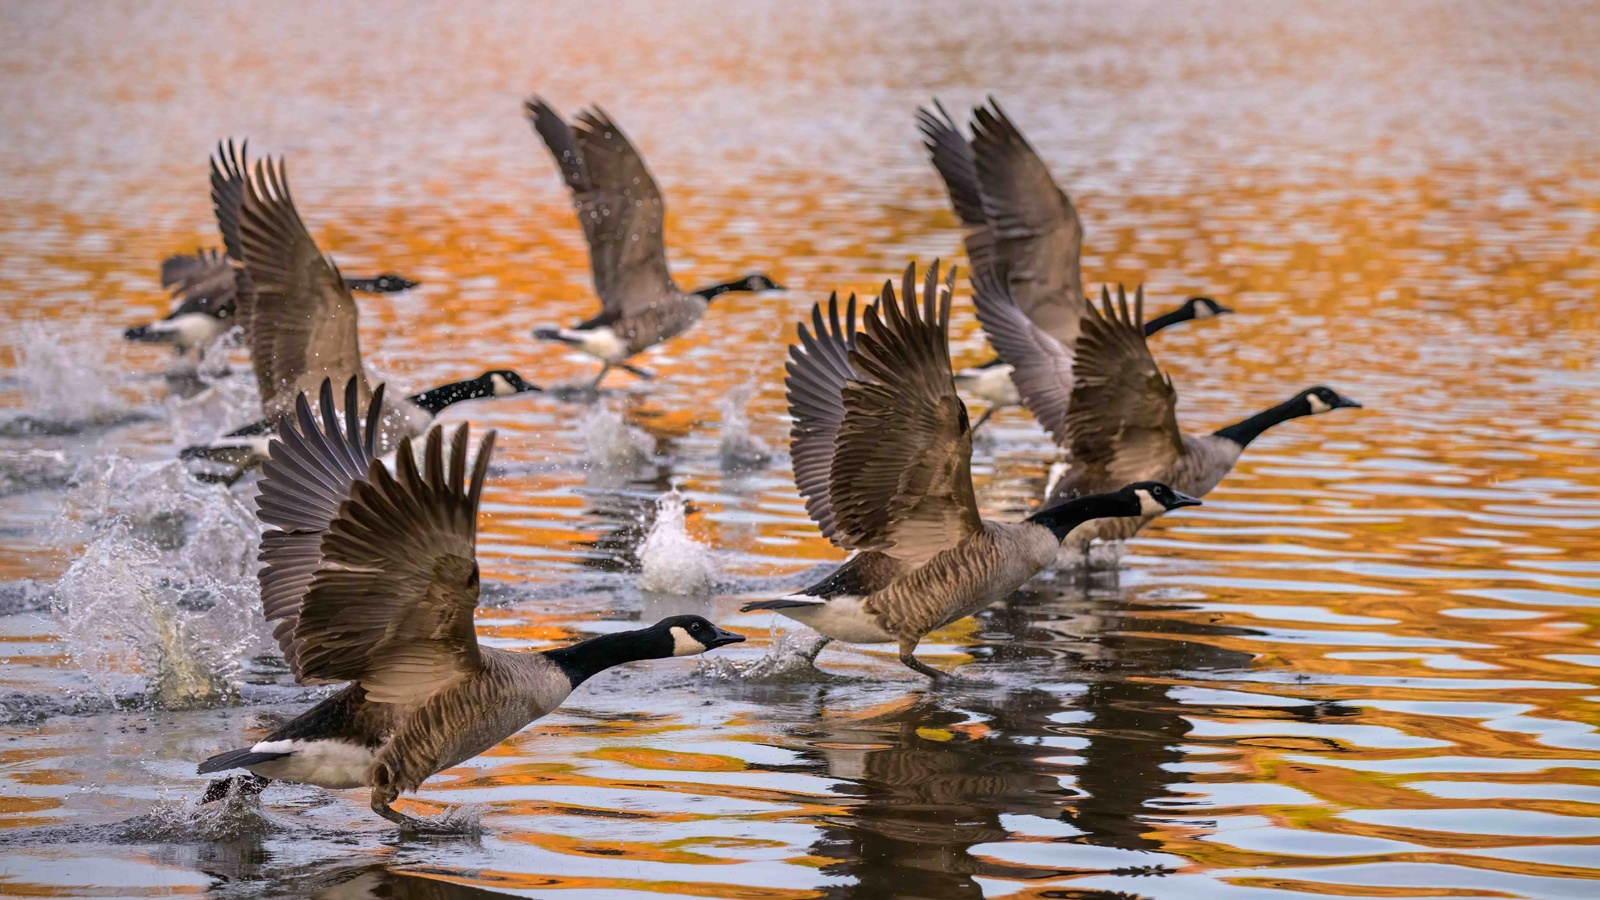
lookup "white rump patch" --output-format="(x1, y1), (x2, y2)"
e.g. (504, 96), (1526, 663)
(572, 327), (627, 363)
(245, 738), (375, 789)
(763, 595), (892, 644)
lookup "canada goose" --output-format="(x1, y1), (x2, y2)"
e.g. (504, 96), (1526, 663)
(196, 378), (745, 831)
(524, 99), (783, 389)
(739, 261), (1200, 678)
(917, 99), (1231, 427)
(180, 154), (538, 469)
(123, 143), (418, 360)
(974, 271), (1360, 548)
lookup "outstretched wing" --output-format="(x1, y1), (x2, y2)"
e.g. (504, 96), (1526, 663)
(1061, 285), (1184, 491)
(828, 261), (982, 565)
(525, 99), (674, 320)
(255, 377), (386, 675)
(969, 99), (1085, 346)
(968, 262), (1075, 446)
(258, 378), (496, 705)
(917, 100), (987, 227)
(785, 290), (859, 543)
(236, 156), (367, 415)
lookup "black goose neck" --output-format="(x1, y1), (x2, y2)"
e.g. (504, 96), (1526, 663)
(1213, 396), (1306, 448)
(543, 628), (667, 688)
(408, 378), (490, 415)
(1142, 305), (1191, 336)
(1026, 493), (1138, 541)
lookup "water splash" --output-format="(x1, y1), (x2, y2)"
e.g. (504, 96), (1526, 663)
(636, 489), (716, 595)
(50, 457), (270, 708)
(718, 382), (771, 471)
(1053, 540), (1127, 572)
(580, 404), (653, 472)
(0, 322), (151, 436)
(164, 371), (262, 448)
(696, 626), (833, 682)
(0, 448), (74, 495)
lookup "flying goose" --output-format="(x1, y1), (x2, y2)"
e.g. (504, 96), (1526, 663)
(974, 271), (1360, 548)
(181, 154), (538, 470)
(196, 378), (745, 831)
(740, 261), (1199, 678)
(916, 99), (1231, 427)
(524, 98), (783, 389)
(123, 143), (418, 360)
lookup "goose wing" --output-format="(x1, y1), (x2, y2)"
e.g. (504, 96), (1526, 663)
(159, 248), (238, 318)
(968, 263), (1075, 446)
(1060, 286), (1184, 492)
(831, 261), (982, 565)
(785, 290), (859, 542)
(210, 139), (248, 264)
(969, 100), (1085, 346)
(525, 99), (674, 321)
(916, 101), (987, 227)
(256, 378), (495, 705)
(237, 156), (367, 416)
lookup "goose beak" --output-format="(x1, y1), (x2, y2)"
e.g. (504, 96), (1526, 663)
(1168, 491), (1203, 510)
(1334, 394), (1363, 409)
(706, 626), (746, 649)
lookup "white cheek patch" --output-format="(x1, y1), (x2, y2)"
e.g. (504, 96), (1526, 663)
(1307, 394), (1333, 414)
(1136, 490), (1167, 517)
(1193, 304), (1215, 319)
(490, 373), (513, 396)
(669, 626), (704, 657)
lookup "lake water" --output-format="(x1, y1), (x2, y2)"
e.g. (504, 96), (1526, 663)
(2, 2), (1600, 898)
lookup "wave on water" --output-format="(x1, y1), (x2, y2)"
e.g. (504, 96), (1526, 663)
(636, 489), (716, 595)
(718, 382), (771, 471)
(580, 403), (653, 472)
(0, 322), (155, 436)
(49, 456), (272, 709)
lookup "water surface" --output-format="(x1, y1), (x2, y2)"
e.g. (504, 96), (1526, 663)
(3, 2), (1600, 897)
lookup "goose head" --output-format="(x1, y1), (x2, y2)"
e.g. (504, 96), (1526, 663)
(347, 273), (420, 293)
(1296, 385), (1362, 416)
(654, 615), (747, 657)
(1125, 481), (1205, 518)
(1182, 296), (1232, 320)
(478, 369), (542, 397)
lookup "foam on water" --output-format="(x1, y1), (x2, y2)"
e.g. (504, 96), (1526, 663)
(697, 626), (834, 682)
(50, 457), (271, 708)
(718, 382), (772, 471)
(0, 322), (150, 435)
(636, 489), (716, 594)
(580, 403), (654, 472)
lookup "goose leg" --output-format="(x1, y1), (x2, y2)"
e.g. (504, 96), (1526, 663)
(370, 785), (454, 835)
(619, 362), (656, 381)
(588, 363), (612, 391)
(898, 637), (948, 680)
(801, 636), (832, 665)
(970, 406), (996, 432)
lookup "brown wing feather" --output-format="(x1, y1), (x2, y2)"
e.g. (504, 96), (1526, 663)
(784, 291), (858, 543)
(829, 261), (981, 564)
(1060, 285), (1184, 492)
(291, 422), (496, 705)
(970, 99), (1085, 346)
(237, 156), (367, 416)
(255, 377), (386, 674)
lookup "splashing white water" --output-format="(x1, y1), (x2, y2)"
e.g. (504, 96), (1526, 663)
(697, 626), (831, 682)
(636, 489), (716, 594)
(1, 322), (146, 435)
(718, 382), (771, 471)
(164, 371), (261, 447)
(581, 404), (653, 472)
(51, 457), (270, 708)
